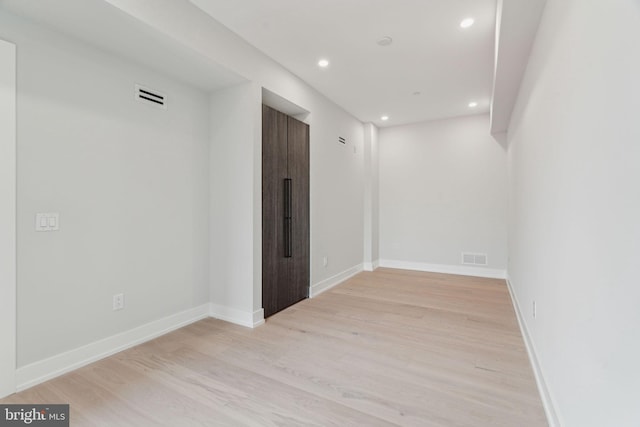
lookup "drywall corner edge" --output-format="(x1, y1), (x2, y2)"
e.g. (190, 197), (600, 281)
(0, 38), (17, 399)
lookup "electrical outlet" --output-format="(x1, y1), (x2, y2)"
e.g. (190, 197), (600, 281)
(323, 256), (328, 267)
(532, 300), (537, 319)
(113, 293), (124, 311)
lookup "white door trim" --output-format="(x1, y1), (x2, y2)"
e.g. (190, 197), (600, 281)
(0, 38), (17, 398)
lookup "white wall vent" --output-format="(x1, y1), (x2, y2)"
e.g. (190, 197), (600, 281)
(135, 84), (167, 110)
(462, 252), (488, 266)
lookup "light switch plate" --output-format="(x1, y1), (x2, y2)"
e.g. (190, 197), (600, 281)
(35, 213), (59, 232)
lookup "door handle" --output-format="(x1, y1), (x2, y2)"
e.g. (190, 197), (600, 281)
(284, 178), (292, 258)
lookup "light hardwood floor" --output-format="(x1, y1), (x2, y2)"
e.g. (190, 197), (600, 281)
(2, 269), (548, 426)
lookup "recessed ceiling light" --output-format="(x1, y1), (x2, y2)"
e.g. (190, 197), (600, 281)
(460, 18), (475, 28)
(468, 101), (478, 108)
(377, 36), (393, 47)
(381, 115), (389, 121)
(318, 59), (329, 68)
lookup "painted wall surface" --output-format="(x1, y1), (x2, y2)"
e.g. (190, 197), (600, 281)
(308, 104), (364, 282)
(0, 0), (366, 372)
(0, 13), (211, 367)
(104, 0), (367, 288)
(379, 114), (507, 272)
(363, 123), (379, 269)
(371, 125), (380, 264)
(507, 0), (640, 425)
(209, 83), (262, 318)
(0, 38), (16, 397)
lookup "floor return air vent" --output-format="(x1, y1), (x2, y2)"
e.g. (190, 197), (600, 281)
(461, 252), (488, 266)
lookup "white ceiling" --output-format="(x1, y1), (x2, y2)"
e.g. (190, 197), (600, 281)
(0, 0), (245, 92)
(1, 0), (503, 129)
(190, 0), (497, 127)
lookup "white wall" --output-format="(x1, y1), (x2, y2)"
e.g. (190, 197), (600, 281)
(0, 38), (16, 398)
(104, 0), (367, 292)
(507, 0), (640, 425)
(363, 123), (379, 270)
(0, 0), (366, 381)
(308, 104), (365, 286)
(379, 114), (507, 276)
(0, 12), (211, 367)
(209, 82), (263, 326)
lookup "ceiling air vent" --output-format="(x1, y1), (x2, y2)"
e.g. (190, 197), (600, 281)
(135, 84), (167, 110)
(462, 252), (488, 266)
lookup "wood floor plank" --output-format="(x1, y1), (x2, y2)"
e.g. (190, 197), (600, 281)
(1, 268), (547, 426)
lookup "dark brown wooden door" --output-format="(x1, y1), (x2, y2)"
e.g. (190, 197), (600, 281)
(262, 105), (309, 318)
(262, 105), (289, 317)
(287, 116), (310, 310)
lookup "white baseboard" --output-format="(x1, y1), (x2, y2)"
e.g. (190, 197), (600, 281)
(310, 264), (363, 298)
(379, 259), (506, 279)
(506, 275), (561, 427)
(363, 260), (380, 272)
(16, 303), (210, 392)
(252, 309), (265, 328)
(210, 304), (264, 328)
